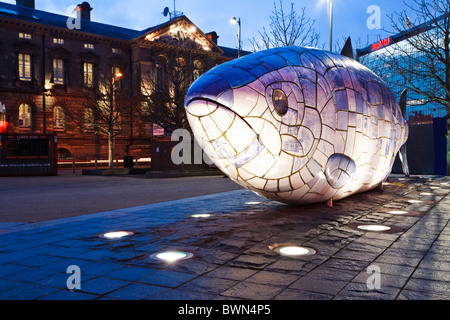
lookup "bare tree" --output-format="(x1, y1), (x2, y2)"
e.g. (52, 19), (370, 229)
(249, 0), (321, 51)
(376, 0), (450, 122)
(62, 76), (134, 170)
(139, 49), (201, 134)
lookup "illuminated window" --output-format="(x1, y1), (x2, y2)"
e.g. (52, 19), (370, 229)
(53, 106), (65, 130)
(193, 60), (203, 81)
(53, 58), (65, 85)
(19, 32), (32, 39)
(53, 38), (64, 44)
(112, 48), (122, 54)
(18, 53), (32, 81)
(19, 104), (31, 128)
(83, 62), (94, 87)
(84, 108), (94, 130)
(84, 43), (94, 50)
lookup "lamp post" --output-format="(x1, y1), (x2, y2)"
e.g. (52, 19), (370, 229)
(111, 71), (122, 169)
(231, 17), (241, 57)
(329, 0), (333, 52)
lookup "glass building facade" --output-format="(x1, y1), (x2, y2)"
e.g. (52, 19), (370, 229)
(357, 14), (448, 125)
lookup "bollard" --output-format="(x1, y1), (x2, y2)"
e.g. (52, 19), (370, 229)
(72, 159), (75, 174)
(95, 158), (98, 170)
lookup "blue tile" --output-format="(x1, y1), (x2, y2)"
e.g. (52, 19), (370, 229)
(138, 270), (197, 288)
(105, 282), (169, 300)
(79, 277), (131, 295)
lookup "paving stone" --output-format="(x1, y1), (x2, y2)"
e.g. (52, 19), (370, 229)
(206, 266), (258, 281)
(105, 282), (170, 300)
(334, 282), (401, 300)
(77, 277), (132, 295)
(221, 281), (284, 300)
(180, 276), (239, 294)
(227, 254), (274, 269)
(245, 270), (300, 287)
(397, 289), (450, 300)
(289, 275), (348, 295)
(0, 283), (59, 300)
(274, 288), (333, 300)
(403, 278), (450, 295)
(138, 270), (198, 288)
(411, 268), (450, 282)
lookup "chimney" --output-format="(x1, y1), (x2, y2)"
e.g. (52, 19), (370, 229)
(16, 0), (35, 9)
(206, 32), (219, 45)
(77, 2), (93, 21)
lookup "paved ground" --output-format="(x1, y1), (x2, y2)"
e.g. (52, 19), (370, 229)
(0, 170), (241, 223)
(0, 173), (449, 301)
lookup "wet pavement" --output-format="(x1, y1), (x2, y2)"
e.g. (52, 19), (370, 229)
(0, 175), (449, 300)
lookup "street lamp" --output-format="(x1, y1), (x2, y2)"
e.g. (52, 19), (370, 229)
(231, 17), (241, 58)
(329, 0), (333, 52)
(112, 71), (123, 168)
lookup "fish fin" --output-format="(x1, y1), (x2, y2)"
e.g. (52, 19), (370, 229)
(340, 37), (354, 59)
(400, 89), (408, 118)
(399, 145), (410, 177)
(398, 89), (410, 177)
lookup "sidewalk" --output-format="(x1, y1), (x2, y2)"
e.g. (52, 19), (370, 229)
(0, 175), (449, 300)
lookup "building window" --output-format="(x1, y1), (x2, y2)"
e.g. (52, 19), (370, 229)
(84, 108), (94, 130)
(18, 53), (32, 81)
(19, 104), (32, 128)
(53, 38), (64, 45)
(83, 62), (94, 87)
(84, 43), (94, 50)
(193, 60), (203, 81)
(19, 32), (32, 39)
(112, 48), (122, 54)
(53, 58), (65, 85)
(53, 106), (65, 130)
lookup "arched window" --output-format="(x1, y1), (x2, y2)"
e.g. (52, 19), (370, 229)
(18, 104), (31, 128)
(53, 106), (65, 130)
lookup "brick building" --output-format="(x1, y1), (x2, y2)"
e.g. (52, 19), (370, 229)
(0, 0), (239, 162)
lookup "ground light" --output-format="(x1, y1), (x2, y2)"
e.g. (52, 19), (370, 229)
(269, 243), (316, 257)
(357, 225), (391, 232)
(407, 199), (424, 204)
(150, 251), (193, 263)
(388, 210), (410, 215)
(245, 201), (262, 205)
(191, 213), (212, 218)
(100, 231), (134, 239)
(420, 192), (434, 196)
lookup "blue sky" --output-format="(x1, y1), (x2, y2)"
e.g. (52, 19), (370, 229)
(3, 0), (415, 51)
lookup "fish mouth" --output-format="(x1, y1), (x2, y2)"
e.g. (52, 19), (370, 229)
(185, 98), (264, 168)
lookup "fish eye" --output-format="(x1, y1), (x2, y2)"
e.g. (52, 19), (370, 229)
(272, 89), (289, 116)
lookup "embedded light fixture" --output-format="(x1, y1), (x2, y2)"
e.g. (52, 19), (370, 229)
(191, 213), (212, 218)
(150, 251), (193, 263)
(269, 243), (316, 257)
(407, 199), (424, 204)
(101, 231), (134, 239)
(388, 210), (410, 215)
(357, 225), (391, 232)
(245, 201), (262, 205)
(420, 192), (434, 196)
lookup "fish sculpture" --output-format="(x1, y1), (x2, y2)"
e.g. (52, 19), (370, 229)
(184, 40), (409, 205)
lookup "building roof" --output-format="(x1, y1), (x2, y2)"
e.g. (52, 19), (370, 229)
(0, 1), (139, 39)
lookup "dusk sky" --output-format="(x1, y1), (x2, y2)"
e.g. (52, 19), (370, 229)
(3, 0), (417, 51)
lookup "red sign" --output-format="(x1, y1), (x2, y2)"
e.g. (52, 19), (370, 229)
(0, 121), (8, 134)
(371, 37), (391, 51)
